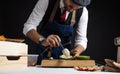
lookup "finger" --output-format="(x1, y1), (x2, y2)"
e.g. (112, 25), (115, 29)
(45, 36), (54, 47)
(48, 38), (55, 47)
(53, 35), (61, 43)
(70, 50), (76, 55)
(48, 35), (58, 47)
(71, 49), (80, 56)
(74, 53), (79, 57)
(50, 37), (55, 46)
(113, 62), (120, 69)
(52, 35), (61, 46)
(50, 36), (59, 47)
(46, 35), (61, 47)
(50, 35), (61, 47)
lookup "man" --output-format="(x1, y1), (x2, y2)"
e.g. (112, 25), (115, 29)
(23, 0), (91, 64)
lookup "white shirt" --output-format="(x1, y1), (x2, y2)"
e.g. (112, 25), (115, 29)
(23, 0), (88, 50)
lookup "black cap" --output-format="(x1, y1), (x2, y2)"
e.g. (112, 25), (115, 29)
(71, 0), (91, 6)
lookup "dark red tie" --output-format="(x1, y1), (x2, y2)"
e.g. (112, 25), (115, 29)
(60, 10), (66, 22)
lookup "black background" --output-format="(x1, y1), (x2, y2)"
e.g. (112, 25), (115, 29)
(0, 0), (120, 64)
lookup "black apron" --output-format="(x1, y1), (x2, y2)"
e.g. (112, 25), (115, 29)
(36, 20), (74, 64)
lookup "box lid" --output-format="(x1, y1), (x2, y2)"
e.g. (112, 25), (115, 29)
(0, 41), (28, 56)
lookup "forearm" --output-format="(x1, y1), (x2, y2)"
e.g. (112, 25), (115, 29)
(26, 29), (61, 47)
(26, 29), (43, 44)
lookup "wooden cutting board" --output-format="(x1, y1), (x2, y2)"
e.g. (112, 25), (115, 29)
(41, 59), (96, 67)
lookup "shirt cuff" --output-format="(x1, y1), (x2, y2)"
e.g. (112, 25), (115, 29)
(23, 23), (37, 36)
(74, 39), (88, 50)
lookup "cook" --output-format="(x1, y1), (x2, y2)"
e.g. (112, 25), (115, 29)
(23, 0), (91, 64)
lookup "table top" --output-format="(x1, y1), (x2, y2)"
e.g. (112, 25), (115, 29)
(0, 66), (119, 74)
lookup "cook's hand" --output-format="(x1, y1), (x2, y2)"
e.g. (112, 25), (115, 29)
(41, 34), (61, 47)
(70, 45), (84, 57)
(71, 49), (81, 57)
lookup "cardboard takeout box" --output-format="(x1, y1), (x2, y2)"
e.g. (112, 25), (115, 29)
(0, 41), (28, 70)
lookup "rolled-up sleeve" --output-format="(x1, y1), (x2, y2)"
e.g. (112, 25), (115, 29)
(23, 0), (48, 35)
(74, 7), (88, 50)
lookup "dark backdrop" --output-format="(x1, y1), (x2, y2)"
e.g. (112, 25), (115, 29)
(1, 0), (120, 64)
(0, 1), (3, 34)
(83, 0), (120, 64)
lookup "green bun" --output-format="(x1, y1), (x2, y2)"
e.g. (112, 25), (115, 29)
(76, 55), (90, 60)
(59, 55), (73, 60)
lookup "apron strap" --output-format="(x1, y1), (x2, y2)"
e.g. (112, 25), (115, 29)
(65, 10), (76, 26)
(48, 0), (60, 22)
(70, 10), (76, 26)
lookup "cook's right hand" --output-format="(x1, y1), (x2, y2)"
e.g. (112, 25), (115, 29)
(41, 34), (61, 47)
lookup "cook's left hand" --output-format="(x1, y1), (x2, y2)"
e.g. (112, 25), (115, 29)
(70, 45), (84, 57)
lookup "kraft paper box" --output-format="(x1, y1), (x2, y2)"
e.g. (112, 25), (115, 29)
(0, 41), (28, 70)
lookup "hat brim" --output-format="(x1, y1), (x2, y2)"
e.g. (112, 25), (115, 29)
(71, 0), (91, 6)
